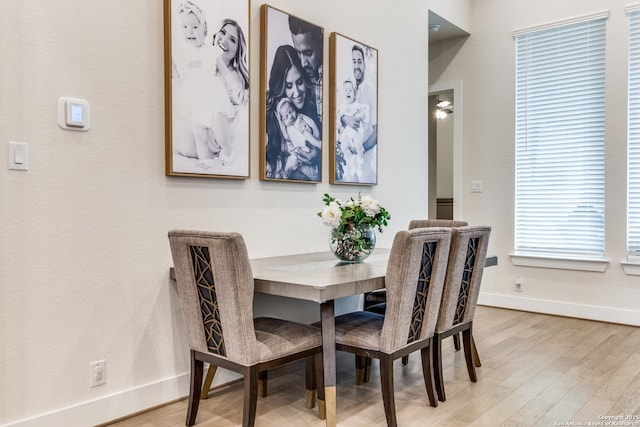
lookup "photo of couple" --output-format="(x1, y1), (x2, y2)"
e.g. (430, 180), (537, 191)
(330, 33), (378, 185)
(260, 5), (323, 182)
(167, 0), (249, 178)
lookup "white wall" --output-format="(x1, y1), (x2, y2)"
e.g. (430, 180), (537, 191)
(0, 0), (445, 425)
(430, 0), (472, 34)
(432, 0), (640, 325)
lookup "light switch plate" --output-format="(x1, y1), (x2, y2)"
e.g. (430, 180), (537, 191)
(471, 180), (482, 193)
(8, 141), (28, 171)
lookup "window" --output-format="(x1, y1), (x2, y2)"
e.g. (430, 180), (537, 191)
(628, 9), (640, 261)
(514, 14), (607, 259)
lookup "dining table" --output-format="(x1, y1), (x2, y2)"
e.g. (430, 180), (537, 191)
(250, 249), (391, 427)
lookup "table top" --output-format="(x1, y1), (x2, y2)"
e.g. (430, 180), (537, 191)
(251, 249), (390, 304)
(169, 250), (497, 305)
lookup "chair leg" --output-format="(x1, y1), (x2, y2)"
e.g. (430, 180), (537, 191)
(364, 357), (372, 383)
(420, 346), (438, 407)
(187, 352), (204, 426)
(355, 355), (366, 385)
(258, 370), (268, 397)
(379, 355), (397, 427)
(314, 352), (326, 420)
(305, 357), (316, 409)
(242, 367), (259, 427)
(401, 355), (409, 366)
(355, 356), (373, 384)
(472, 336), (481, 367)
(200, 364), (217, 399)
(433, 333), (446, 402)
(462, 328), (478, 382)
(453, 332), (461, 351)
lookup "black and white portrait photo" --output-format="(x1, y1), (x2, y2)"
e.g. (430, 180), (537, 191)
(260, 5), (324, 183)
(330, 33), (378, 185)
(165, 0), (249, 178)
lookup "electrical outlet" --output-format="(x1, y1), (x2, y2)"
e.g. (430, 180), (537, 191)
(90, 360), (106, 387)
(515, 277), (523, 292)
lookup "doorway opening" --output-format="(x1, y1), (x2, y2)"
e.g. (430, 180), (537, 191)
(431, 90), (454, 219)
(427, 10), (468, 220)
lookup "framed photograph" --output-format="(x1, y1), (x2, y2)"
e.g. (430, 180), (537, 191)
(164, 0), (250, 178)
(259, 5), (324, 183)
(329, 32), (378, 185)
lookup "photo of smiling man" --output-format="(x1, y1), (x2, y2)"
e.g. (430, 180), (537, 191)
(330, 33), (378, 185)
(260, 5), (323, 182)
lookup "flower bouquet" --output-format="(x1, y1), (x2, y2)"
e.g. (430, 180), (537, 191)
(318, 193), (391, 262)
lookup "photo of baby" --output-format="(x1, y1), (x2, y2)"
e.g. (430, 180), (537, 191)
(167, 0), (249, 178)
(277, 97), (321, 178)
(336, 79), (369, 182)
(330, 33), (378, 185)
(260, 5), (324, 182)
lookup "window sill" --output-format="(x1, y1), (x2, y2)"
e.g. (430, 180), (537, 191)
(621, 262), (640, 276)
(510, 254), (609, 272)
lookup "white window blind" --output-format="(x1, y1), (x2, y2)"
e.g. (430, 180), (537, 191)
(514, 16), (606, 258)
(629, 10), (640, 259)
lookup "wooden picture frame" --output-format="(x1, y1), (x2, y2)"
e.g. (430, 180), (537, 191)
(259, 5), (324, 183)
(164, 0), (250, 178)
(329, 32), (378, 185)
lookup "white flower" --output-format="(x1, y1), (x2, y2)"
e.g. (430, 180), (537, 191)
(359, 195), (381, 217)
(321, 202), (342, 228)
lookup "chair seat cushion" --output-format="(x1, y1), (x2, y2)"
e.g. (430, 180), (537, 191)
(254, 317), (322, 362)
(364, 302), (386, 315)
(365, 290), (387, 304)
(334, 311), (384, 351)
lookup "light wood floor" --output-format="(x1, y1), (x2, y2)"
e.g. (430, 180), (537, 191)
(105, 306), (640, 426)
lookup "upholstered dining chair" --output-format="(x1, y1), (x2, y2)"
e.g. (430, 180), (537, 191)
(359, 219), (469, 378)
(333, 228), (452, 427)
(168, 230), (325, 427)
(409, 219), (470, 228)
(432, 225), (490, 402)
(408, 220), (470, 354)
(364, 220), (468, 315)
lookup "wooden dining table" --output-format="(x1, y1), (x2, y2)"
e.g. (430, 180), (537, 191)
(170, 250), (497, 426)
(250, 249), (391, 427)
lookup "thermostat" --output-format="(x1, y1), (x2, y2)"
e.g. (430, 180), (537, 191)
(58, 97), (90, 131)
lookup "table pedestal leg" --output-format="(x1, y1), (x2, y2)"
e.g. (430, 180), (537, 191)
(320, 300), (336, 427)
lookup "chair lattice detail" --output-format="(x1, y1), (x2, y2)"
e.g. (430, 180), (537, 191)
(407, 241), (436, 344)
(453, 237), (478, 325)
(190, 246), (226, 356)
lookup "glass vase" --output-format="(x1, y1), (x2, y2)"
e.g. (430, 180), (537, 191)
(329, 225), (376, 262)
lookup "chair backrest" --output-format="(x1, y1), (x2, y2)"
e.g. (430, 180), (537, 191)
(168, 230), (258, 365)
(379, 228), (451, 354)
(408, 219), (469, 229)
(436, 226), (491, 333)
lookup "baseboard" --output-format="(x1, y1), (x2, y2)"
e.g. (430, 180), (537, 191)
(478, 291), (640, 326)
(1, 368), (241, 427)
